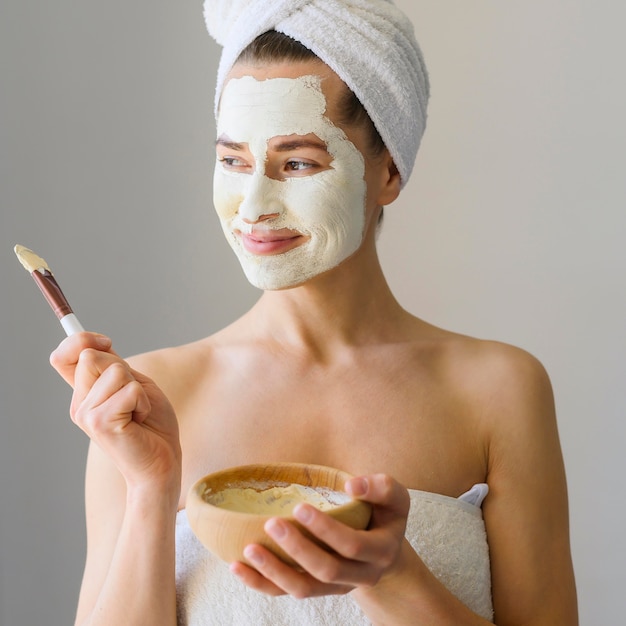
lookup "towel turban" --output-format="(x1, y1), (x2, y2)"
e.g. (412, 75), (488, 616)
(203, 0), (429, 187)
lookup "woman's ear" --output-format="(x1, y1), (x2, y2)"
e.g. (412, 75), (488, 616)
(376, 155), (402, 206)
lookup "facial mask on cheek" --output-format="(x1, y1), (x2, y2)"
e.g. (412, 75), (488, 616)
(214, 74), (367, 290)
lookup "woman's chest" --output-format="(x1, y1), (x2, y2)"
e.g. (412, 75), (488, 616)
(176, 362), (486, 506)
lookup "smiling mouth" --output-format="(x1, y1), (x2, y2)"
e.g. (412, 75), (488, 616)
(236, 228), (306, 255)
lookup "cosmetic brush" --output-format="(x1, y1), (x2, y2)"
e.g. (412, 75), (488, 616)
(14, 244), (85, 336)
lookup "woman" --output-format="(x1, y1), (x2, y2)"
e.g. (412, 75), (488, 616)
(51, 1), (578, 624)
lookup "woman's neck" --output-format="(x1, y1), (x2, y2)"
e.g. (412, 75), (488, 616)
(244, 244), (414, 356)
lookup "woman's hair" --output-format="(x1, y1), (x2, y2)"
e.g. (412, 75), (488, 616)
(236, 30), (387, 160)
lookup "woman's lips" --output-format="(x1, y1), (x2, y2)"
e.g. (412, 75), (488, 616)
(237, 228), (306, 255)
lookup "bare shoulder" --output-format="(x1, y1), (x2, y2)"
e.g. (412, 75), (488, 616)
(125, 336), (220, 411)
(429, 329), (555, 426)
(121, 321), (257, 426)
(432, 326), (548, 380)
(458, 338), (559, 466)
(453, 337), (563, 489)
(463, 338), (556, 443)
(417, 326), (561, 475)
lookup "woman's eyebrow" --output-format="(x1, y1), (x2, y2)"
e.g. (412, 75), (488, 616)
(216, 135), (328, 152)
(272, 138), (328, 152)
(216, 135), (247, 151)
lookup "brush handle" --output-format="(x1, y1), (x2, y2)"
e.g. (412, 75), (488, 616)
(60, 313), (85, 336)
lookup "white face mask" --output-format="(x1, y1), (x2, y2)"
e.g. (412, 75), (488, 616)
(214, 74), (367, 290)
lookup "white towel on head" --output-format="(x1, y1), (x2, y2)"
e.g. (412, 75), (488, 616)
(203, 0), (429, 188)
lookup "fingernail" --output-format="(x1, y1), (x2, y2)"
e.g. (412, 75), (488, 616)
(243, 546), (264, 566)
(95, 335), (112, 348)
(229, 563), (244, 578)
(293, 504), (313, 525)
(265, 518), (287, 540)
(347, 477), (368, 497)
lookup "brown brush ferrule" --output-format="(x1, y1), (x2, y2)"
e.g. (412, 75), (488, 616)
(31, 269), (73, 320)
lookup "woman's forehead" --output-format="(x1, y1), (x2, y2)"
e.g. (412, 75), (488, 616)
(221, 60), (348, 116)
(217, 74), (338, 142)
(221, 74), (325, 114)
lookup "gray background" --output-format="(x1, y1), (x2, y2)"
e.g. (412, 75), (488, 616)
(1, 1), (624, 624)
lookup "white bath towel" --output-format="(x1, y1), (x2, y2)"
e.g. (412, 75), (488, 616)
(175, 485), (493, 625)
(203, 0), (429, 188)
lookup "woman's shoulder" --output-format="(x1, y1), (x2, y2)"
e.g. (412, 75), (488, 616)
(411, 320), (554, 416)
(128, 338), (207, 376)
(124, 319), (256, 406)
(124, 333), (227, 409)
(442, 331), (548, 381)
(128, 317), (248, 366)
(451, 334), (550, 395)
(415, 327), (558, 475)
(413, 316), (545, 371)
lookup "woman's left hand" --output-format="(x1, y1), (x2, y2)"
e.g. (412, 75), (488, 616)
(229, 473), (411, 597)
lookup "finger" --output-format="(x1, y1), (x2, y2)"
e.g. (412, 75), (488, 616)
(72, 365), (150, 441)
(346, 474), (411, 530)
(264, 514), (389, 587)
(50, 332), (115, 386)
(346, 474), (410, 513)
(72, 380), (161, 481)
(73, 364), (151, 431)
(229, 561), (286, 597)
(239, 542), (351, 599)
(71, 349), (129, 417)
(291, 504), (396, 572)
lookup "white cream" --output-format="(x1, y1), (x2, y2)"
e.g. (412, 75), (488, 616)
(14, 245), (50, 273)
(207, 483), (349, 515)
(213, 75), (367, 290)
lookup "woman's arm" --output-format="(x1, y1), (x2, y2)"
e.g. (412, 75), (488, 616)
(355, 347), (578, 625)
(479, 346), (578, 624)
(50, 333), (182, 626)
(74, 443), (180, 626)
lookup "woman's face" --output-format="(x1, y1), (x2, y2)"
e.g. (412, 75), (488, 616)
(214, 61), (380, 290)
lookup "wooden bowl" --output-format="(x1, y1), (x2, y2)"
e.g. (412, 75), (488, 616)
(186, 462), (372, 565)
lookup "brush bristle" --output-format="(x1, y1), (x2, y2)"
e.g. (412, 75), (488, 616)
(14, 244), (51, 273)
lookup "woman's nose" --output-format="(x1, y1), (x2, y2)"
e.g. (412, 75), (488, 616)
(238, 173), (284, 223)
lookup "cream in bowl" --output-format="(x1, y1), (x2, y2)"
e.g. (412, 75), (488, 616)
(206, 483), (351, 515)
(186, 462), (372, 565)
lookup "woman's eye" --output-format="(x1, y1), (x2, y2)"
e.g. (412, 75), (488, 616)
(219, 156), (248, 169)
(285, 160), (315, 172)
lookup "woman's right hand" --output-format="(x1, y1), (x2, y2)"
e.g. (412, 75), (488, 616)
(50, 332), (182, 493)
